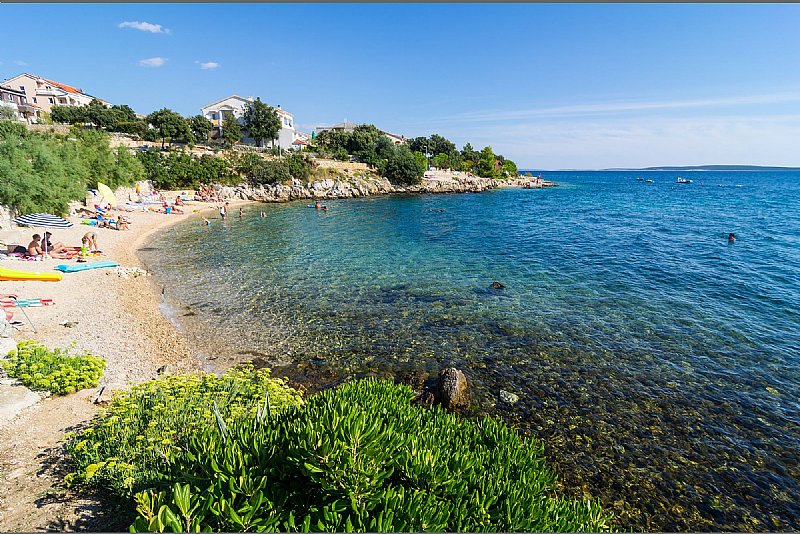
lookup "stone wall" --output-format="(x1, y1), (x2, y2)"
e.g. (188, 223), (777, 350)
(24, 123), (70, 135)
(314, 159), (370, 172)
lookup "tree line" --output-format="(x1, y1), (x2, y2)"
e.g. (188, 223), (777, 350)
(49, 97), (283, 151)
(312, 126), (518, 183)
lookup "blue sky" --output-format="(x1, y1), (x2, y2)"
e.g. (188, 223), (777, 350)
(2, 3), (800, 169)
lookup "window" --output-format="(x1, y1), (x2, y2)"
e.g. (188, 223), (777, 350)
(19, 86), (25, 92)
(46, 85), (52, 90)
(48, 98), (54, 104)
(33, 97), (37, 103)
(211, 112), (218, 120)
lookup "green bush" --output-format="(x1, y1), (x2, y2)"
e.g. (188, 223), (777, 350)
(65, 366), (304, 497)
(2, 340), (105, 396)
(0, 124), (142, 215)
(124, 378), (612, 532)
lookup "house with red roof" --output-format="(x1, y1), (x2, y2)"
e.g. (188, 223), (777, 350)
(0, 73), (110, 121)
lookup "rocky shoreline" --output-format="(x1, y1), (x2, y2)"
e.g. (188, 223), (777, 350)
(216, 174), (498, 202)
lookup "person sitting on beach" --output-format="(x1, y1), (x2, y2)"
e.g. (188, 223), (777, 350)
(82, 232), (100, 253)
(175, 196), (185, 206)
(42, 232), (67, 254)
(27, 234), (43, 258)
(116, 215), (130, 231)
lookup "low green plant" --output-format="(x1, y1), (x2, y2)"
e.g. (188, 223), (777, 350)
(65, 366), (303, 497)
(127, 378), (612, 532)
(2, 340), (105, 395)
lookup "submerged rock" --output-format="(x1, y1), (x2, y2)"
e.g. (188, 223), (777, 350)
(499, 389), (519, 404)
(437, 367), (470, 411)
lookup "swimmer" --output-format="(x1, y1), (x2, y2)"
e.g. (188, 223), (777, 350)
(728, 232), (736, 243)
(202, 217), (210, 226)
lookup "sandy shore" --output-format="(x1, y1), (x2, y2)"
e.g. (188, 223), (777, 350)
(0, 197), (251, 530)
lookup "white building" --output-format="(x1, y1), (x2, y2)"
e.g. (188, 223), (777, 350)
(200, 95), (298, 150)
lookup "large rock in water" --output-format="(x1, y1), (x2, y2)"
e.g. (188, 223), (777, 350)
(437, 367), (470, 411)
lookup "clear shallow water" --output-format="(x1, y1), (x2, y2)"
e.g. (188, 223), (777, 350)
(141, 171), (800, 531)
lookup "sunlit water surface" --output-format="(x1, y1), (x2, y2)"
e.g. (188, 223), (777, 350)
(141, 171), (800, 531)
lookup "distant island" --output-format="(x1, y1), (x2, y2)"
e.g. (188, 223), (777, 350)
(603, 165), (800, 171)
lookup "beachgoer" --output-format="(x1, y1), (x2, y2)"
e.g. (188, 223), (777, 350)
(42, 232), (66, 253)
(260, 211), (266, 218)
(82, 232), (99, 253)
(117, 215), (130, 231)
(314, 200), (322, 209)
(175, 196), (185, 206)
(238, 207), (243, 218)
(728, 233), (736, 243)
(27, 234), (43, 258)
(202, 217), (210, 226)
(219, 204), (227, 219)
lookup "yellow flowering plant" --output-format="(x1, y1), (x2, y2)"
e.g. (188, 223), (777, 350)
(2, 341), (105, 395)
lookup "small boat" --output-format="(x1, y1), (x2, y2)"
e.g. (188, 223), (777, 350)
(645, 179), (654, 183)
(676, 177), (693, 184)
(636, 177), (644, 181)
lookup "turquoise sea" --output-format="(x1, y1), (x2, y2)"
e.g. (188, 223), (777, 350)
(140, 171), (800, 531)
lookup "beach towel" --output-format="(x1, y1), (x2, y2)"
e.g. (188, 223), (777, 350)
(54, 261), (119, 273)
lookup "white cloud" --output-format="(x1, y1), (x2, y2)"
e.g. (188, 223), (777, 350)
(436, 91), (800, 124)
(139, 57), (167, 67)
(119, 21), (169, 34)
(197, 61), (220, 70)
(14, 60), (27, 66)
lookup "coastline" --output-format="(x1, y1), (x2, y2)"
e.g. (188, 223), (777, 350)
(0, 198), (252, 530)
(0, 180), (535, 530)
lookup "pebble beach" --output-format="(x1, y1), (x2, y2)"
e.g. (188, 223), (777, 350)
(0, 198), (249, 530)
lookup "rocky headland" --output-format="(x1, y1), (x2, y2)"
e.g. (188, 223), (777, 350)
(216, 173), (498, 202)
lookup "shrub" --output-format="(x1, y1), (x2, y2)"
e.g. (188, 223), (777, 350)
(65, 366), (304, 498)
(2, 340), (105, 396)
(127, 378), (612, 532)
(381, 146), (425, 185)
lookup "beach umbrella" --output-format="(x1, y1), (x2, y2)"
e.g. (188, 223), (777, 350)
(97, 182), (116, 207)
(14, 213), (74, 254)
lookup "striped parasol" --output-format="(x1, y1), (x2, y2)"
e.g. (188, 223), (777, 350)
(14, 213), (74, 229)
(14, 213), (74, 254)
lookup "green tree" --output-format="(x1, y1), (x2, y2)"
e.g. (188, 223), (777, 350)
(501, 159), (518, 177)
(146, 108), (189, 149)
(221, 116), (242, 148)
(0, 106), (17, 121)
(381, 146), (425, 185)
(477, 145), (500, 178)
(412, 151), (427, 171)
(428, 133), (456, 158)
(348, 124), (382, 165)
(375, 136), (396, 161)
(461, 142), (479, 166)
(408, 136), (428, 153)
(432, 152), (450, 170)
(187, 115), (214, 145)
(242, 98), (281, 148)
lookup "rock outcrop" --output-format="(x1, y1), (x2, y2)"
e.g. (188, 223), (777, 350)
(216, 174), (496, 203)
(437, 367), (470, 411)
